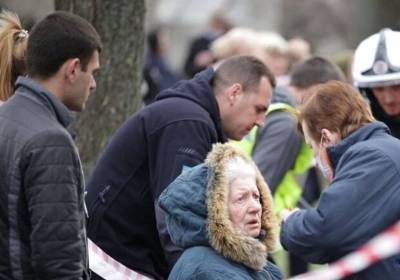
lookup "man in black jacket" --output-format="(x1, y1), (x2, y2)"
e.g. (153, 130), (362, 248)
(86, 56), (275, 279)
(0, 12), (101, 279)
(353, 29), (400, 139)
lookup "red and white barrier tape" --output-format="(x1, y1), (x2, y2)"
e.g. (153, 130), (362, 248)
(88, 239), (153, 280)
(288, 220), (400, 280)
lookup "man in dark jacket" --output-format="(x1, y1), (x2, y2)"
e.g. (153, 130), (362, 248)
(353, 29), (400, 139)
(0, 12), (101, 279)
(86, 56), (275, 279)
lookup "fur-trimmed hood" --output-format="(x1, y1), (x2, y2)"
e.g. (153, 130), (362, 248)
(159, 143), (277, 271)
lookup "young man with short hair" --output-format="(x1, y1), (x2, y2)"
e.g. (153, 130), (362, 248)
(0, 11), (101, 279)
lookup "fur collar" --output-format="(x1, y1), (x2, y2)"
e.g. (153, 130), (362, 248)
(205, 143), (277, 270)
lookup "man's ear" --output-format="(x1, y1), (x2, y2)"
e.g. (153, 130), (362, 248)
(63, 58), (81, 83)
(226, 83), (242, 105)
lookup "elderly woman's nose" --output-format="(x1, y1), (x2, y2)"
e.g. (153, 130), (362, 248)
(249, 198), (261, 211)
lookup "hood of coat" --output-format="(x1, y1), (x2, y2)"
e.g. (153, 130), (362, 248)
(156, 67), (226, 142)
(155, 68), (226, 142)
(159, 143), (276, 270)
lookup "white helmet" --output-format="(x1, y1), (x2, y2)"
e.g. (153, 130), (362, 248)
(353, 29), (400, 88)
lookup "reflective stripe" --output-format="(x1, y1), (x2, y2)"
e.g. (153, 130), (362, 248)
(88, 239), (153, 280)
(274, 142), (313, 214)
(231, 103), (296, 156)
(288, 220), (400, 280)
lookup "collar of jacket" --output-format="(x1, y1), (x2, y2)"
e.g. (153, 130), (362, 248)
(327, 121), (390, 169)
(205, 143), (276, 271)
(15, 76), (74, 128)
(201, 68), (227, 143)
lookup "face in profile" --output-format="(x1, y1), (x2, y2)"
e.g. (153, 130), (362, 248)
(228, 175), (262, 238)
(372, 85), (400, 117)
(65, 50), (100, 111)
(301, 121), (340, 181)
(223, 76), (272, 140)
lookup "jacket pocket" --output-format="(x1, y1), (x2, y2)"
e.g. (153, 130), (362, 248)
(87, 184), (111, 236)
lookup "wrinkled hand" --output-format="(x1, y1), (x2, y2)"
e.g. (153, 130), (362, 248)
(280, 208), (300, 222)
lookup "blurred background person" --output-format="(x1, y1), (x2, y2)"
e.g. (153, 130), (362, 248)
(210, 27), (265, 62)
(159, 143), (282, 279)
(332, 49), (354, 84)
(183, 11), (231, 78)
(353, 28), (400, 139)
(142, 26), (179, 105)
(288, 36), (311, 66)
(258, 31), (291, 86)
(0, 10), (28, 103)
(281, 81), (400, 280)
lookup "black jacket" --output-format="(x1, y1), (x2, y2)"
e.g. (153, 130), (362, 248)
(0, 77), (89, 279)
(86, 68), (227, 280)
(365, 88), (400, 139)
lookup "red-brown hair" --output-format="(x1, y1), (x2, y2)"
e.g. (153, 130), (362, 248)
(298, 81), (375, 142)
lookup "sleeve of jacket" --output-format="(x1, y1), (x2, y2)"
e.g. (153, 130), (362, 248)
(190, 270), (236, 280)
(22, 129), (86, 279)
(153, 120), (217, 269)
(280, 145), (387, 264)
(252, 111), (302, 194)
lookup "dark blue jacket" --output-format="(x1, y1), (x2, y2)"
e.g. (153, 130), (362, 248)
(86, 68), (226, 279)
(159, 143), (283, 280)
(281, 122), (400, 279)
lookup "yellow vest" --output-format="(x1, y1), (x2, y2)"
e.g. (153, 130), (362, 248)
(232, 103), (314, 214)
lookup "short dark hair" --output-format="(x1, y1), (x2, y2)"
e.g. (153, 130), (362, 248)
(213, 56), (275, 94)
(290, 56), (345, 89)
(27, 11), (102, 78)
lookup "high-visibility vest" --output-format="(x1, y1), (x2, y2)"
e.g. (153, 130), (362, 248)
(233, 102), (314, 214)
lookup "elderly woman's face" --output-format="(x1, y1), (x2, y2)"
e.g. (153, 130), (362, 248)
(228, 175), (262, 237)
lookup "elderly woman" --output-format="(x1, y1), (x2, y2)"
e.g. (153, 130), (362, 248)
(281, 81), (400, 279)
(159, 143), (283, 279)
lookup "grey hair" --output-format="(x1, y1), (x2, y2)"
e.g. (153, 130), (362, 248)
(225, 156), (256, 185)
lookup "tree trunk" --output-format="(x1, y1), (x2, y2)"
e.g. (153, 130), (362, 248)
(54, 0), (145, 176)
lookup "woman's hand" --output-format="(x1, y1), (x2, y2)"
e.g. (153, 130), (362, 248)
(280, 208), (299, 222)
